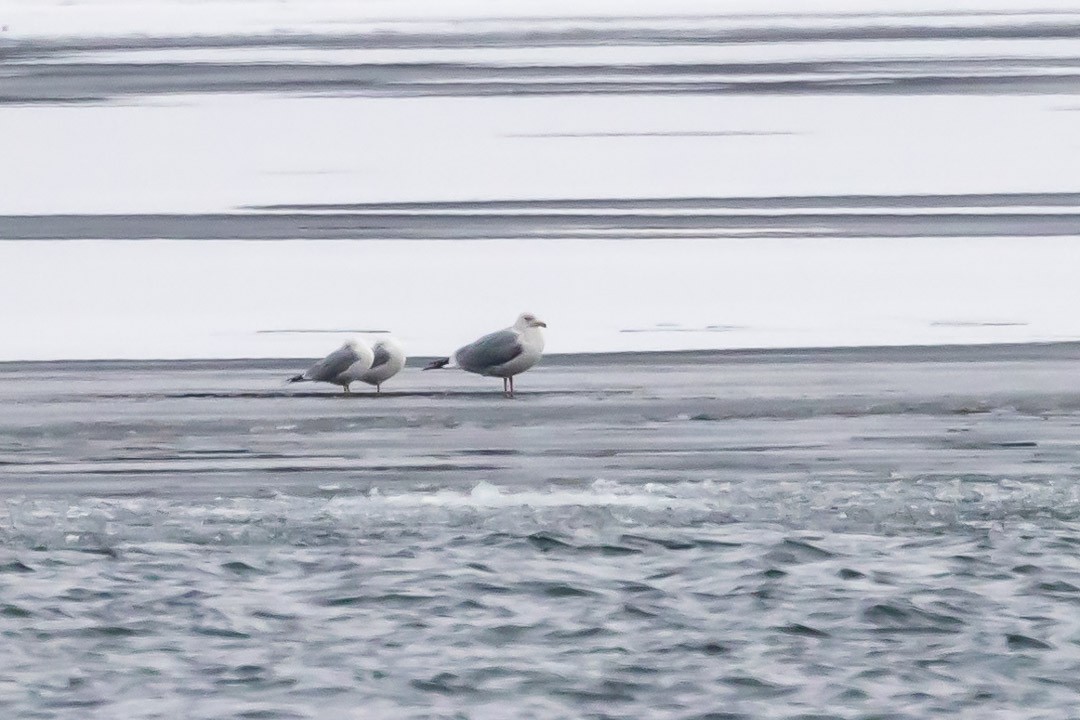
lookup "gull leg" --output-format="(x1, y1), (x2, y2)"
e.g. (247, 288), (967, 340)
(509, 376), (515, 398)
(376, 383), (381, 393)
(343, 384), (351, 395)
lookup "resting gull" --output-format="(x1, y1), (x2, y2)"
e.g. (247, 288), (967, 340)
(358, 337), (407, 393)
(424, 312), (546, 397)
(287, 338), (374, 394)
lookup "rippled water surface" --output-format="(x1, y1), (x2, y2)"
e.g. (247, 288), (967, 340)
(5, 347), (1080, 718)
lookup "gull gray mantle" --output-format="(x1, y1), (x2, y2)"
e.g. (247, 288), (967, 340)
(357, 337), (407, 393)
(424, 313), (547, 397)
(287, 339), (374, 394)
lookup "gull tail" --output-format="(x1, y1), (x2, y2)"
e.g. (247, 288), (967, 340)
(286, 374), (308, 384)
(423, 357), (450, 371)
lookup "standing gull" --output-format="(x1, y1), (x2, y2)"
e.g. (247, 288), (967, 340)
(424, 312), (547, 397)
(358, 337), (407, 393)
(287, 339), (374, 394)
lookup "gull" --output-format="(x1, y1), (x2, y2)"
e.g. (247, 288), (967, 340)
(424, 312), (547, 397)
(287, 338), (374, 394)
(357, 337), (407, 393)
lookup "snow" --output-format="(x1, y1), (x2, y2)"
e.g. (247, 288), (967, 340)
(1, 237), (1079, 361)
(2, 93), (1077, 215)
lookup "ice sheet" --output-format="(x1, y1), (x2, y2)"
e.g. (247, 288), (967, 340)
(1, 237), (1078, 361)
(2, 93), (1077, 215)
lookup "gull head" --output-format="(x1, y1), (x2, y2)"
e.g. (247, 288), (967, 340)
(515, 312), (547, 329)
(373, 336), (404, 354)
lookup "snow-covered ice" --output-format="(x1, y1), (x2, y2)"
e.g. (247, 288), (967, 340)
(1, 237), (1078, 361)
(3, 0), (1079, 360)
(2, 93), (1077, 215)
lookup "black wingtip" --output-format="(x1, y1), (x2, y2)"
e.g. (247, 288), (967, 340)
(422, 357), (450, 371)
(286, 374), (306, 383)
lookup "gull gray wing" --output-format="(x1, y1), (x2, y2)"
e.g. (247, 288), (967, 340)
(370, 343), (392, 370)
(305, 344), (360, 382)
(455, 329), (523, 373)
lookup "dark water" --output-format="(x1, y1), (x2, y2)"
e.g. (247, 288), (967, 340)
(9, 12), (1080, 103)
(4, 345), (1080, 718)
(8, 195), (1080, 240)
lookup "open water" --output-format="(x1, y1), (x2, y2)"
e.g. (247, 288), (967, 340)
(4, 346), (1080, 718)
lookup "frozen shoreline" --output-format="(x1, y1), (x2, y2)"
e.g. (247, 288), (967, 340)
(2, 236), (1079, 362)
(4, 339), (1080, 368)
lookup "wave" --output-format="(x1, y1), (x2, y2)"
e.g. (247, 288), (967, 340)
(3, 476), (1080, 552)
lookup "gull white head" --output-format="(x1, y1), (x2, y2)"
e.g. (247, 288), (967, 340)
(373, 336), (404, 353)
(514, 312), (547, 330)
